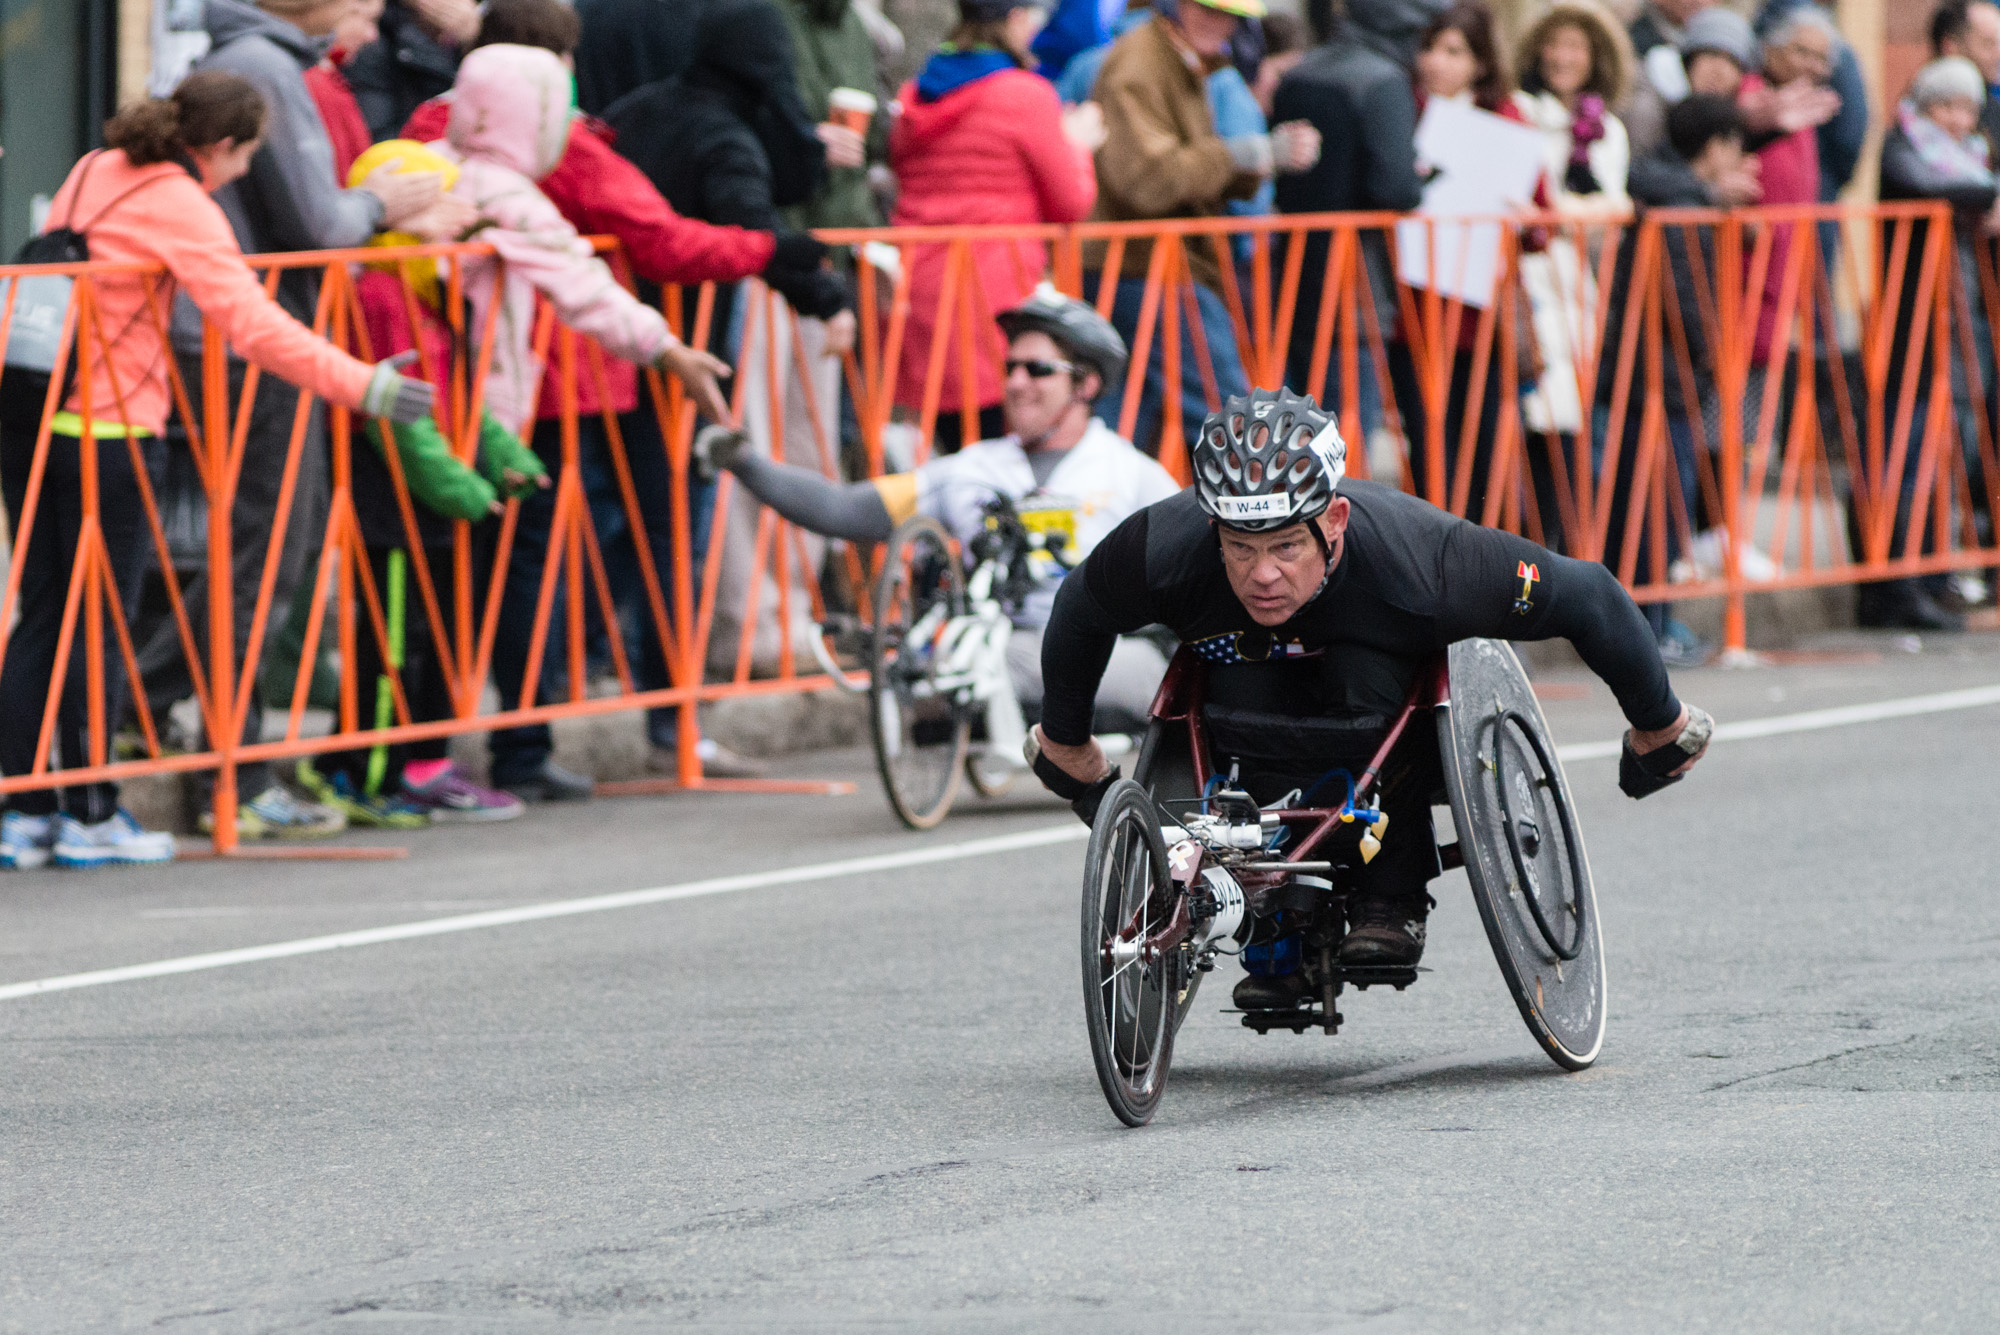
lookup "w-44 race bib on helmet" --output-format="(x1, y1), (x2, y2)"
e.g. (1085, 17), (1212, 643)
(1192, 387), (1346, 532)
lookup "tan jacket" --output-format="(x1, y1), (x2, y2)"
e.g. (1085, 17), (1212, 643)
(1085, 16), (1262, 292)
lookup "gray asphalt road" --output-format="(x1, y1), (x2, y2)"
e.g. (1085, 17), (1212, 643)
(3, 632), (1999, 1333)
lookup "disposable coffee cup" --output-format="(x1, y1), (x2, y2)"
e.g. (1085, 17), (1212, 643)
(826, 87), (877, 136)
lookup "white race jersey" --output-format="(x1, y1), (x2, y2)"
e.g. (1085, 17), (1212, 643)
(902, 421), (1181, 627)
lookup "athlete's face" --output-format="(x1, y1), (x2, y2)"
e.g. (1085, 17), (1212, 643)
(1003, 331), (1098, 447)
(1217, 500), (1351, 626)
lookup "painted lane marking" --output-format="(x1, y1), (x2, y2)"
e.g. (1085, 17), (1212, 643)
(4, 681), (1997, 1004)
(0, 824), (1088, 1003)
(1553, 681), (2000, 762)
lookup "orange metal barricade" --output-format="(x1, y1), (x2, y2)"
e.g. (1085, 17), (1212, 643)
(0, 202), (1991, 852)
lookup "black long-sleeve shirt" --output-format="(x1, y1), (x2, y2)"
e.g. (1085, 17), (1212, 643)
(1039, 481), (1681, 745)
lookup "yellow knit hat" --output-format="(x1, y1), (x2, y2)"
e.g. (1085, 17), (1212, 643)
(349, 141), (463, 310)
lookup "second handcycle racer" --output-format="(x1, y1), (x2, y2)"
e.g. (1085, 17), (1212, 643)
(705, 287), (1181, 735)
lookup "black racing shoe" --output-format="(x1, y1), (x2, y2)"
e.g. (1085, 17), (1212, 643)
(1857, 580), (1965, 632)
(1232, 971), (1311, 1010)
(1338, 895), (1432, 967)
(494, 758), (595, 803)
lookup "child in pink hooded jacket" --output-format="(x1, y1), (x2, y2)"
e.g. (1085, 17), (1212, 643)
(433, 43), (732, 430)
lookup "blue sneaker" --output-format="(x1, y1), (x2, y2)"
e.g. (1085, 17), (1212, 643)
(0, 811), (57, 870)
(52, 810), (176, 867)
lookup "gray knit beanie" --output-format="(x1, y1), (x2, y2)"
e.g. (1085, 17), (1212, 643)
(1912, 56), (1988, 111)
(1679, 7), (1754, 69)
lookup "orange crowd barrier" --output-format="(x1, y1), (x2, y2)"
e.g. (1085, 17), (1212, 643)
(0, 201), (1992, 852)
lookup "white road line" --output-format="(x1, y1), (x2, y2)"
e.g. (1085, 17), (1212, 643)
(0, 824), (1088, 1003)
(3, 680), (1996, 1004)
(1554, 681), (2000, 761)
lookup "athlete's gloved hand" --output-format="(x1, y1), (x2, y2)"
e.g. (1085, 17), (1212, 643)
(1620, 702), (1713, 798)
(692, 424), (752, 481)
(1025, 725), (1119, 826)
(361, 350), (435, 424)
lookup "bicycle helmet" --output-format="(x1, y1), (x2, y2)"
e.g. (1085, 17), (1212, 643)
(1191, 387), (1346, 532)
(995, 285), (1128, 390)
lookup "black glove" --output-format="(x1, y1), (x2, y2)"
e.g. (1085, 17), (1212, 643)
(765, 229), (829, 276)
(1618, 703), (1714, 799)
(1030, 748), (1122, 827)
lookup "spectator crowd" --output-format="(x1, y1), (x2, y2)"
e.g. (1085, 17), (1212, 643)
(0, 0), (1996, 867)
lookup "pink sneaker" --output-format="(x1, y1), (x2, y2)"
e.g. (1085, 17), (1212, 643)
(402, 762), (526, 823)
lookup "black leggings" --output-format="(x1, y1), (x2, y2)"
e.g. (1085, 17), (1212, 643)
(317, 544), (462, 794)
(0, 423), (160, 821)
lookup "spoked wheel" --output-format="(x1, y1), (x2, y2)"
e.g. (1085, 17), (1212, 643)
(869, 515), (971, 829)
(964, 743), (1017, 799)
(1081, 779), (1181, 1127)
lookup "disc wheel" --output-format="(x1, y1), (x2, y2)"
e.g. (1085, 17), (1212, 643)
(1439, 639), (1607, 1073)
(869, 515), (971, 829)
(1081, 779), (1181, 1127)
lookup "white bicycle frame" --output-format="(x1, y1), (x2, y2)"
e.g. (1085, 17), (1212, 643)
(811, 551), (1134, 775)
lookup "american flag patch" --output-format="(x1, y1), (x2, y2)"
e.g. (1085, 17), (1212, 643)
(1189, 631), (1323, 664)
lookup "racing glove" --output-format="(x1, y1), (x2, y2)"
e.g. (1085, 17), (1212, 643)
(1024, 729), (1121, 826)
(1619, 703), (1714, 799)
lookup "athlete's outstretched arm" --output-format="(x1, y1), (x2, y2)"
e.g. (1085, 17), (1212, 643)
(1436, 523), (1683, 733)
(720, 446), (896, 543)
(1039, 510), (1162, 747)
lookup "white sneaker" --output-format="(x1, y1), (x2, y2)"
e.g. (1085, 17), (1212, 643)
(0, 810), (57, 870)
(52, 810), (176, 867)
(1686, 528), (1780, 581)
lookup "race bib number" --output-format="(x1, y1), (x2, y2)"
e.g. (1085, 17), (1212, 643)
(1015, 501), (1077, 546)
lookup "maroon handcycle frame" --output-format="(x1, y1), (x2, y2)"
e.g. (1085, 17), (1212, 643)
(1113, 647), (1453, 969)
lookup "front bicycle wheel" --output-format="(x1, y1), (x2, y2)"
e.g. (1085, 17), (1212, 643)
(869, 515), (970, 829)
(1081, 779), (1180, 1127)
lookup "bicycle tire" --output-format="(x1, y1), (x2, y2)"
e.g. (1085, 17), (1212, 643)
(869, 515), (971, 829)
(1081, 778), (1180, 1127)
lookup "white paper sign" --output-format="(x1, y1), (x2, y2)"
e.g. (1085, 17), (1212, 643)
(1395, 98), (1548, 308)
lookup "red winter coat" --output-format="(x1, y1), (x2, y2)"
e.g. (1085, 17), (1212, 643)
(404, 98), (776, 420)
(305, 59), (371, 186)
(889, 67), (1096, 414)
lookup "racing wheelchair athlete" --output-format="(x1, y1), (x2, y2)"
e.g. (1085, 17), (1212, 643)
(1029, 388), (1714, 1109)
(701, 288), (1182, 823)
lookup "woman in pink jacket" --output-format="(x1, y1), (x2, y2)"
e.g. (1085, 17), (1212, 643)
(0, 72), (434, 870)
(890, 0), (1102, 453)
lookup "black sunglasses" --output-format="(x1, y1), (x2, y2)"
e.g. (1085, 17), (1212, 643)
(1004, 357), (1077, 379)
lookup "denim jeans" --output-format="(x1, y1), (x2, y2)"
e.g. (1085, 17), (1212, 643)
(1593, 402), (1700, 636)
(1092, 276), (1249, 457)
(490, 408), (701, 777)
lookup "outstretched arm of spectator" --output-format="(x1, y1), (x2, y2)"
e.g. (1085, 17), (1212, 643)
(152, 178), (377, 410)
(1095, 70), (1242, 217)
(557, 127), (779, 286)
